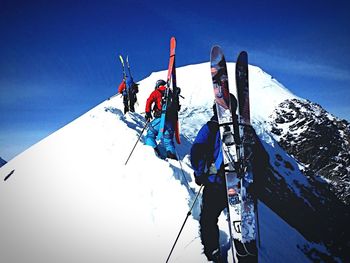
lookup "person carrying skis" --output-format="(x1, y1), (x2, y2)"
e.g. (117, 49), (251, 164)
(190, 93), (261, 263)
(118, 77), (139, 114)
(144, 79), (180, 160)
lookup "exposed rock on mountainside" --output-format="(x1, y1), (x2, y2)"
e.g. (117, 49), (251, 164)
(269, 98), (350, 204)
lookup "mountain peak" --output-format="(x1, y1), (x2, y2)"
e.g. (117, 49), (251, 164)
(1, 62), (348, 262)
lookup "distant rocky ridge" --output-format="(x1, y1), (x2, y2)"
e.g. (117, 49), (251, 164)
(253, 98), (350, 261)
(269, 98), (350, 204)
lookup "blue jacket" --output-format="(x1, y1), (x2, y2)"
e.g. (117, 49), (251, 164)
(190, 117), (225, 185)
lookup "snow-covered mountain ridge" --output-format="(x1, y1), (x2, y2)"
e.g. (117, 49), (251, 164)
(0, 62), (348, 262)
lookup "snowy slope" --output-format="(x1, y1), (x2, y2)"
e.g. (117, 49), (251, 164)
(0, 62), (334, 262)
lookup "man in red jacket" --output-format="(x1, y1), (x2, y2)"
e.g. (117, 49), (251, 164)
(118, 79), (139, 114)
(144, 79), (179, 160)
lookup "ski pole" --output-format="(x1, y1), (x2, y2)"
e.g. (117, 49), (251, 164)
(256, 201), (261, 248)
(166, 184), (204, 263)
(125, 120), (149, 165)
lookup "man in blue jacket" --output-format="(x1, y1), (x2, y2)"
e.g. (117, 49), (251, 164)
(190, 94), (237, 262)
(191, 93), (263, 263)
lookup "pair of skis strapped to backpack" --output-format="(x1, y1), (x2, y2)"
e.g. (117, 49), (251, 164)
(156, 37), (181, 144)
(210, 47), (258, 262)
(118, 55), (134, 96)
(119, 55), (133, 80)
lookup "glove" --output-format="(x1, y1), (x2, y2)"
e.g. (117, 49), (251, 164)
(175, 87), (181, 96)
(145, 111), (152, 121)
(177, 104), (181, 112)
(194, 172), (208, 186)
(133, 84), (139, 93)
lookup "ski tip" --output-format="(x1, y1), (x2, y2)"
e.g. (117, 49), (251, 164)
(170, 36), (176, 46)
(210, 45), (224, 57)
(211, 44), (222, 49)
(170, 36), (176, 49)
(210, 46), (226, 67)
(237, 51), (248, 62)
(211, 45), (222, 53)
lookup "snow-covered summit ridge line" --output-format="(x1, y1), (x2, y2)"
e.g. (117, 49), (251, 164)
(137, 62), (299, 124)
(1, 61), (347, 262)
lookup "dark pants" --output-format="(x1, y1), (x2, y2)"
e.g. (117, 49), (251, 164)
(123, 92), (137, 113)
(200, 184), (258, 262)
(200, 184), (228, 261)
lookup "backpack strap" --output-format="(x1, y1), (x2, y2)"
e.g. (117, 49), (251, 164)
(206, 120), (223, 170)
(205, 120), (226, 184)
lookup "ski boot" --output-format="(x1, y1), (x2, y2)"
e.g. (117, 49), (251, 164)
(166, 151), (178, 160)
(124, 105), (129, 114)
(211, 249), (224, 263)
(154, 146), (166, 160)
(154, 146), (162, 157)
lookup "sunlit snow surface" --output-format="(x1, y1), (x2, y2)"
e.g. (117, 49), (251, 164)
(0, 63), (331, 262)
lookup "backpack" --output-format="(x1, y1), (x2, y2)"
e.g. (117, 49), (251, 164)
(165, 87), (181, 115)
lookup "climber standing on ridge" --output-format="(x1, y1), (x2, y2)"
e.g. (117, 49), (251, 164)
(144, 79), (181, 160)
(118, 55), (139, 114)
(118, 78), (139, 114)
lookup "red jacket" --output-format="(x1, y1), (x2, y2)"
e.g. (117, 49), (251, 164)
(118, 80), (126, 94)
(145, 85), (166, 113)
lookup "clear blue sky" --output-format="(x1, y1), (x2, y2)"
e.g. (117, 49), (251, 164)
(1, 0), (349, 160)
